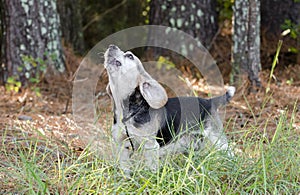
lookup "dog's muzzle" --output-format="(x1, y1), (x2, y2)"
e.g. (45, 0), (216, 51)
(104, 45), (122, 69)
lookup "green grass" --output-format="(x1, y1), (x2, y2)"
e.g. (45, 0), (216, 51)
(1, 104), (299, 194)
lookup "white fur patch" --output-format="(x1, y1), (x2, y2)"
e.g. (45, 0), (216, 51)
(227, 86), (236, 98)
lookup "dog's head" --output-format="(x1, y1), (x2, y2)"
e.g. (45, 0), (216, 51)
(104, 45), (167, 109)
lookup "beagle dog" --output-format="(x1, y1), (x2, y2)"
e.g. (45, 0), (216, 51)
(104, 45), (235, 174)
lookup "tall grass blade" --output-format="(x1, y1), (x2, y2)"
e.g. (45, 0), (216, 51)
(266, 40), (283, 93)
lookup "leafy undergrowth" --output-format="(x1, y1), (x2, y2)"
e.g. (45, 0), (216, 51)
(0, 67), (300, 194)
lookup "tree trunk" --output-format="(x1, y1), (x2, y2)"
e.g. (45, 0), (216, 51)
(0, 1), (5, 84)
(2, 0), (65, 86)
(149, 0), (218, 49)
(248, 0), (261, 88)
(57, 0), (85, 54)
(232, 0), (261, 90)
(0, 1), (4, 57)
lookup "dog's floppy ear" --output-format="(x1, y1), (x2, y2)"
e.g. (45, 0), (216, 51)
(139, 79), (168, 109)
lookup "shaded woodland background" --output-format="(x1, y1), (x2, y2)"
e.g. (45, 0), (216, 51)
(0, 0), (299, 88)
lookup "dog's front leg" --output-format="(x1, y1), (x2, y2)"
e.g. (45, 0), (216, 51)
(142, 138), (160, 171)
(111, 125), (132, 174)
(117, 141), (132, 174)
(127, 125), (160, 172)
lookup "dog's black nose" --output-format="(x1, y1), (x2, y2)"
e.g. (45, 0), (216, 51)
(109, 44), (118, 50)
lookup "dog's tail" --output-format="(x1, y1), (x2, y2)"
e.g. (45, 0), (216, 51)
(211, 86), (235, 107)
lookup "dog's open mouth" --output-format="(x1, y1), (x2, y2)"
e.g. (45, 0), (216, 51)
(107, 57), (121, 67)
(104, 46), (123, 70)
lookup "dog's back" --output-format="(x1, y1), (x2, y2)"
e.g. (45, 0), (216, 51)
(156, 87), (235, 147)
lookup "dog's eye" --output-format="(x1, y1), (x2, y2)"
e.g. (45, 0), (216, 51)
(116, 60), (122, 66)
(125, 54), (134, 60)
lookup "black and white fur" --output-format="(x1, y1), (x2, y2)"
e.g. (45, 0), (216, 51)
(104, 45), (235, 173)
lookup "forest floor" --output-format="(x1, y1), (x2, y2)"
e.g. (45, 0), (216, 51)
(0, 58), (299, 193)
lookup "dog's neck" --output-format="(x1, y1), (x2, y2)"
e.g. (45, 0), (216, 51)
(110, 82), (138, 123)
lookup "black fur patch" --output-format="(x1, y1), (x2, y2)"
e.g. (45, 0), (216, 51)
(156, 97), (211, 147)
(122, 87), (150, 127)
(113, 102), (117, 124)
